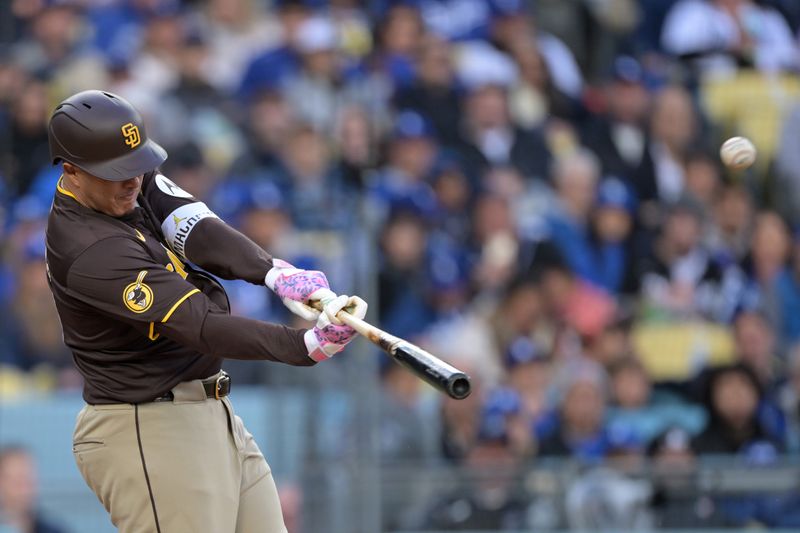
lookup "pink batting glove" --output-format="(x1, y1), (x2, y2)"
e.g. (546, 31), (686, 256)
(304, 295), (368, 362)
(265, 259), (337, 321)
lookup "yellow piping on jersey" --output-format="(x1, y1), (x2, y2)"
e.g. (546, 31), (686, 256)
(163, 289), (200, 322)
(148, 288), (201, 341)
(135, 229), (146, 242)
(56, 177), (78, 200)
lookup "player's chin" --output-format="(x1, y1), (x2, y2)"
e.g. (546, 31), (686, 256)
(111, 198), (137, 216)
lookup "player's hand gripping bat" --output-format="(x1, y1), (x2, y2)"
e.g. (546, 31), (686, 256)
(311, 300), (471, 400)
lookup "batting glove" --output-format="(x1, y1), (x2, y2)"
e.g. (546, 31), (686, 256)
(265, 259), (338, 321)
(304, 295), (368, 362)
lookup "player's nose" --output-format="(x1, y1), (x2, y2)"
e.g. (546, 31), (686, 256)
(122, 175), (143, 189)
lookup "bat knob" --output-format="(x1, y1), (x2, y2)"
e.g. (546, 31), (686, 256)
(448, 374), (472, 400)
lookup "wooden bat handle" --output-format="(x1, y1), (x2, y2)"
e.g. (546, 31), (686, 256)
(308, 299), (471, 399)
(310, 300), (403, 352)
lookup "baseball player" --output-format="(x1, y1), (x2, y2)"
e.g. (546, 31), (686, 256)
(44, 90), (367, 533)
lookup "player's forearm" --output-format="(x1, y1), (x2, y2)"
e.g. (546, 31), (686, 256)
(158, 297), (314, 365)
(184, 218), (273, 284)
(200, 312), (314, 365)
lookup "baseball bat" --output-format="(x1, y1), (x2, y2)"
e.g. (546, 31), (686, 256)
(311, 301), (472, 400)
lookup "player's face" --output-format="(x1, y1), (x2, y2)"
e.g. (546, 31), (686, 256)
(64, 164), (143, 217)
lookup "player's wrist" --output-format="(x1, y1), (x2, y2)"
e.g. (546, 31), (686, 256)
(304, 328), (341, 362)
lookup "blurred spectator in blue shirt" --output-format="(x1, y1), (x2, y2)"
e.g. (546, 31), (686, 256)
(393, 35), (463, 146)
(377, 209), (435, 339)
(606, 357), (707, 446)
(740, 211), (792, 331)
(538, 359), (612, 461)
(776, 235), (800, 349)
(546, 149), (601, 288)
(0, 447), (69, 533)
(371, 5), (424, 88)
(778, 344), (800, 452)
(369, 110), (439, 223)
(238, 0), (310, 99)
(269, 124), (356, 230)
(589, 177), (637, 294)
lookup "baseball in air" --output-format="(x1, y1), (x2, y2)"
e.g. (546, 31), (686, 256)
(720, 136), (757, 170)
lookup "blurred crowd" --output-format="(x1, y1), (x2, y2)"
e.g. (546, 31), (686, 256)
(2, 0), (800, 530)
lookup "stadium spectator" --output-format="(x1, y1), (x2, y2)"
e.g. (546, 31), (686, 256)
(635, 198), (741, 322)
(1, 80), (49, 197)
(640, 85), (699, 206)
(589, 177), (636, 294)
(537, 359), (611, 461)
(648, 427), (728, 528)
(606, 357), (706, 445)
(0, 446), (69, 533)
(371, 5), (423, 88)
(282, 16), (389, 134)
(333, 105), (377, 190)
(661, 0), (798, 77)
(422, 406), (529, 531)
(775, 235), (800, 348)
(377, 210), (434, 338)
(393, 35), (462, 146)
(778, 344), (800, 452)
(692, 363), (783, 455)
(271, 124), (356, 230)
(545, 149), (601, 287)
(732, 310), (781, 388)
(741, 211), (792, 327)
(581, 56), (652, 190)
(453, 43), (551, 183)
(487, 0), (584, 101)
(706, 183), (754, 265)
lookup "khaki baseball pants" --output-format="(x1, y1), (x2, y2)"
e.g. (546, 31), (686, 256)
(72, 375), (287, 533)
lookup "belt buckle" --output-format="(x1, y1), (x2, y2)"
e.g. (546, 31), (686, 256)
(214, 371), (228, 400)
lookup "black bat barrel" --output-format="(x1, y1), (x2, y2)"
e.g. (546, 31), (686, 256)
(389, 341), (471, 400)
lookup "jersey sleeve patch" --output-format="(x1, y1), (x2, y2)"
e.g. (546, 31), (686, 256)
(155, 173), (194, 198)
(123, 270), (154, 313)
(160, 202), (219, 260)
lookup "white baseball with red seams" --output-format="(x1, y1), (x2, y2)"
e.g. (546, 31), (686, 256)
(720, 136), (757, 170)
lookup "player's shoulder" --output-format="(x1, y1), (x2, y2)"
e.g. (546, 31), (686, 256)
(46, 202), (146, 285)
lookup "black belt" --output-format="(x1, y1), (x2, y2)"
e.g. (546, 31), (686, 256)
(152, 371), (231, 402)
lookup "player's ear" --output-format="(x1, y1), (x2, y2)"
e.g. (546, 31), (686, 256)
(63, 162), (80, 187)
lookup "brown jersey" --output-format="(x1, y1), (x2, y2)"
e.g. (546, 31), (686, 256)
(46, 171), (312, 404)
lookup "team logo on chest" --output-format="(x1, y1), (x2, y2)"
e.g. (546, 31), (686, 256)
(123, 270), (153, 313)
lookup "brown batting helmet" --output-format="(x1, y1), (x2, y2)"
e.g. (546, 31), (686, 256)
(48, 90), (167, 181)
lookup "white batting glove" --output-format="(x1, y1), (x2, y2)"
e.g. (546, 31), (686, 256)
(304, 295), (368, 362)
(265, 259), (338, 321)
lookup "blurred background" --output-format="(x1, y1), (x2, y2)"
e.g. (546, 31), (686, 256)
(2, 0), (800, 531)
